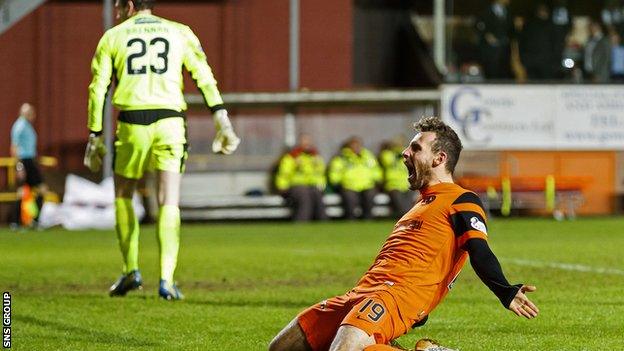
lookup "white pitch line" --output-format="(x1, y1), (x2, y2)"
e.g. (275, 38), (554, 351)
(503, 258), (624, 276)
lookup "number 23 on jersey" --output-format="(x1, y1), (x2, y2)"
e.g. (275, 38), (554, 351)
(126, 37), (169, 75)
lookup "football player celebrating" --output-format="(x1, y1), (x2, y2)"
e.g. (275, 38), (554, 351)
(85, 0), (240, 300)
(269, 117), (538, 351)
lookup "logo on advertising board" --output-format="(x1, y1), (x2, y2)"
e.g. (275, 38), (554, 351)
(448, 87), (492, 144)
(444, 85), (557, 150)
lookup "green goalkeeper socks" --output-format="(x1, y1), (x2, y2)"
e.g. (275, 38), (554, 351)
(157, 205), (180, 283)
(114, 197), (139, 274)
(114, 200), (180, 283)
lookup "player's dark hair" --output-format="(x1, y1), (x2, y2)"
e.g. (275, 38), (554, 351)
(414, 116), (463, 175)
(119, 0), (155, 10)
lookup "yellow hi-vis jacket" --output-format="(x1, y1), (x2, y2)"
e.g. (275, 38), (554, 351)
(275, 149), (326, 191)
(328, 147), (382, 192)
(379, 147), (409, 192)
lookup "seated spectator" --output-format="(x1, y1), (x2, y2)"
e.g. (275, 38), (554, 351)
(328, 136), (381, 220)
(379, 138), (413, 219)
(584, 20), (612, 83)
(519, 3), (557, 80)
(274, 134), (327, 222)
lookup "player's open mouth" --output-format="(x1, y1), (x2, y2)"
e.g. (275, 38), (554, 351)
(405, 161), (416, 181)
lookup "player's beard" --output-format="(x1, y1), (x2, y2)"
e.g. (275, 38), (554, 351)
(408, 158), (433, 191)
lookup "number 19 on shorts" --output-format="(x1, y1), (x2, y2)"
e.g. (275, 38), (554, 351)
(358, 298), (386, 322)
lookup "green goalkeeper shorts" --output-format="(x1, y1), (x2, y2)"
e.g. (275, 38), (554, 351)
(114, 116), (187, 179)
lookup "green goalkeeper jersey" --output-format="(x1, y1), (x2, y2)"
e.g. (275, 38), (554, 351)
(88, 13), (223, 133)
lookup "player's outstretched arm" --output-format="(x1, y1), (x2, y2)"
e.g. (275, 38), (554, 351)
(464, 238), (539, 319)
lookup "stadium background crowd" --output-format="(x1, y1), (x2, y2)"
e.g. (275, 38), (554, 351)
(274, 134), (411, 222)
(470, 0), (624, 83)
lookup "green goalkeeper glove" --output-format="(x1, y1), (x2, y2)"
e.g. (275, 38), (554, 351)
(83, 133), (107, 172)
(212, 109), (240, 155)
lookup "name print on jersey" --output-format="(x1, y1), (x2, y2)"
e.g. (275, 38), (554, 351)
(394, 219), (424, 232)
(420, 195), (436, 205)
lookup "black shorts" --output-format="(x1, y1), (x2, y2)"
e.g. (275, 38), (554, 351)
(20, 158), (43, 187)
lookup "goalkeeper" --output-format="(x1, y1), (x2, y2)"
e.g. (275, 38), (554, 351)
(85, 0), (240, 300)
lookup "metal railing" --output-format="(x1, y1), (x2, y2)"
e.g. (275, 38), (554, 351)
(185, 89), (441, 109)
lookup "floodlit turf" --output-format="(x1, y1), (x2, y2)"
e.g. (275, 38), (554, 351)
(1, 217), (623, 350)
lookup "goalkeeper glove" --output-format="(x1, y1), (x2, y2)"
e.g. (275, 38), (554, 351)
(212, 109), (240, 155)
(83, 133), (107, 172)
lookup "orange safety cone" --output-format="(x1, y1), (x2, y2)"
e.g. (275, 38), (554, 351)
(20, 184), (39, 227)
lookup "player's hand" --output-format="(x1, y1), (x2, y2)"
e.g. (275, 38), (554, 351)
(212, 127), (240, 155)
(212, 109), (240, 155)
(508, 285), (539, 319)
(83, 133), (107, 172)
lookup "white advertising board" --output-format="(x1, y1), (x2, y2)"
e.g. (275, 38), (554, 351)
(555, 86), (624, 149)
(441, 85), (624, 150)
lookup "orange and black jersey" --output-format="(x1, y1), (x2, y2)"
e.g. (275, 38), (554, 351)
(354, 182), (518, 322)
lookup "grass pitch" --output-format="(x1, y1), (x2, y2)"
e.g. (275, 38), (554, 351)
(1, 217), (623, 350)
